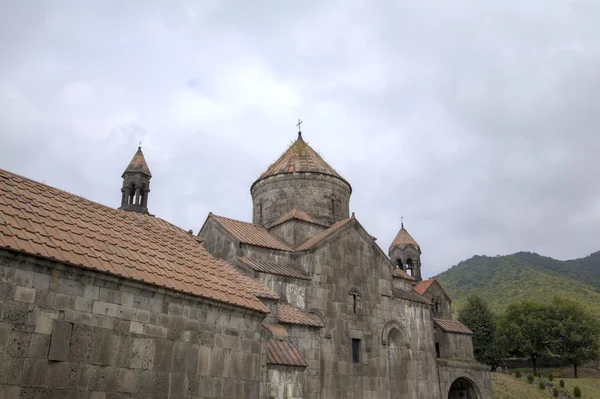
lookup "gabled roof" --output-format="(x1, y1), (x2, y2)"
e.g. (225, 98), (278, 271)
(389, 225), (420, 253)
(392, 287), (432, 305)
(264, 324), (308, 367)
(0, 168), (268, 313)
(238, 257), (310, 280)
(123, 146), (152, 177)
(207, 214), (292, 251)
(252, 133), (350, 190)
(268, 208), (326, 229)
(414, 278), (452, 302)
(295, 217), (353, 251)
(434, 319), (473, 335)
(221, 259), (279, 300)
(278, 302), (324, 327)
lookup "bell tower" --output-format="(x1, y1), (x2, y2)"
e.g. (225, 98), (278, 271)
(389, 220), (422, 281)
(119, 146), (152, 214)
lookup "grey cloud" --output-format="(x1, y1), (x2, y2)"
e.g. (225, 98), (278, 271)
(1, 0), (599, 277)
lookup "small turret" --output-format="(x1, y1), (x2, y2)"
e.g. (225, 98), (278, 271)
(119, 146), (152, 214)
(389, 220), (422, 281)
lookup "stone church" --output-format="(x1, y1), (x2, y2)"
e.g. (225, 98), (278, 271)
(0, 129), (491, 398)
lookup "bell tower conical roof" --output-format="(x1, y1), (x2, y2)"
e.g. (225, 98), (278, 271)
(252, 132), (350, 190)
(389, 224), (421, 253)
(122, 146), (152, 178)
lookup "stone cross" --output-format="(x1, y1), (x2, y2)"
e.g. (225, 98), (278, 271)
(296, 119), (303, 132)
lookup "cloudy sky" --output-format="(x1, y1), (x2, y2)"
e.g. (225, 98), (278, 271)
(1, 1), (599, 277)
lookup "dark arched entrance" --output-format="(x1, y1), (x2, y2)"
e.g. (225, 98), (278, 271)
(448, 377), (479, 399)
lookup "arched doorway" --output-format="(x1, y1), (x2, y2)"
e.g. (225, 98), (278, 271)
(448, 377), (480, 399)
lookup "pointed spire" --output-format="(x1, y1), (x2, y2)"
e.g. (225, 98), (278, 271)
(123, 146), (152, 177)
(389, 222), (420, 253)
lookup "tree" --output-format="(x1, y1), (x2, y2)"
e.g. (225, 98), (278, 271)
(458, 295), (501, 367)
(550, 297), (600, 378)
(496, 301), (553, 375)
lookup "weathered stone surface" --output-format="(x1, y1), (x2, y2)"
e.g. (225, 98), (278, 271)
(48, 320), (73, 361)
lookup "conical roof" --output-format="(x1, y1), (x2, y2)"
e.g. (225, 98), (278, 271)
(123, 147), (152, 177)
(389, 224), (420, 253)
(253, 133), (350, 189)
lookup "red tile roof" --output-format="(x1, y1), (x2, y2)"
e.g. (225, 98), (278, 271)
(238, 257), (310, 280)
(266, 337), (308, 367)
(434, 319), (473, 335)
(414, 278), (436, 295)
(263, 323), (309, 367)
(277, 302), (324, 327)
(209, 214), (292, 251)
(389, 225), (420, 253)
(253, 135), (350, 190)
(123, 147), (152, 177)
(392, 267), (416, 280)
(268, 208), (325, 228)
(295, 217), (353, 251)
(392, 287), (432, 305)
(414, 278), (452, 302)
(0, 168), (268, 313)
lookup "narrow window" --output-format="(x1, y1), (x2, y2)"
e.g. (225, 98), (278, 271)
(331, 198), (335, 216)
(406, 258), (414, 276)
(353, 294), (357, 314)
(352, 339), (361, 363)
(259, 203), (263, 219)
(395, 259), (403, 270)
(435, 342), (441, 358)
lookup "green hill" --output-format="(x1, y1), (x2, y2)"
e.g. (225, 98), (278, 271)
(435, 251), (600, 317)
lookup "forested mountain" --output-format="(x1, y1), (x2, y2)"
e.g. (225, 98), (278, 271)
(435, 251), (600, 316)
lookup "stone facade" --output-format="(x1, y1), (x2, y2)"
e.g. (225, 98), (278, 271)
(0, 250), (265, 399)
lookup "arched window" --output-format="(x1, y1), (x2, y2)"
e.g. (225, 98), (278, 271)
(406, 258), (414, 276)
(349, 288), (361, 314)
(331, 198), (336, 216)
(128, 185), (136, 205)
(395, 259), (403, 270)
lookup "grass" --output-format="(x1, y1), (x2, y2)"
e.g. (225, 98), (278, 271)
(492, 368), (600, 399)
(492, 373), (549, 399)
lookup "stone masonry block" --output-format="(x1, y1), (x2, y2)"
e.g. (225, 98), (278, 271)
(48, 320), (73, 361)
(84, 284), (100, 300)
(7, 330), (32, 357)
(131, 338), (155, 369)
(34, 310), (59, 334)
(14, 286), (36, 303)
(28, 333), (51, 358)
(31, 272), (51, 290)
(92, 301), (119, 317)
(53, 293), (75, 310)
(0, 386), (21, 399)
(117, 368), (136, 393)
(0, 321), (12, 352)
(121, 292), (134, 308)
(14, 268), (34, 287)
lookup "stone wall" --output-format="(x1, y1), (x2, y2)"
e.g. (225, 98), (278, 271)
(266, 365), (305, 399)
(424, 283), (452, 320)
(251, 174), (351, 227)
(269, 220), (325, 248)
(298, 223), (443, 398)
(0, 250), (266, 399)
(197, 221), (239, 263)
(436, 331), (474, 360)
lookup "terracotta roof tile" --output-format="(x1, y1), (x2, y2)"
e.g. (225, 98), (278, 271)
(295, 218), (353, 251)
(123, 147), (152, 177)
(253, 135), (350, 190)
(266, 337), (308, 367)
(414, 278), (452, 302)
(238, 257), (310, 280)
(210, 214), (292, 251)
(263, 323), (289, 338)
(392, 287), (432, 305)
(414, 278), (436, 295)
(0, 168), (268, 313)
(389, 225), (420, 253)
(434, 319), (473, 335)
(268, 208), (326, 228)
(278, 302), (324, 327)
(392, 267), (416, 280)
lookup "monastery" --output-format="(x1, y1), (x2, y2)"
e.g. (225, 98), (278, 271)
(0, 128), (491, 398)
